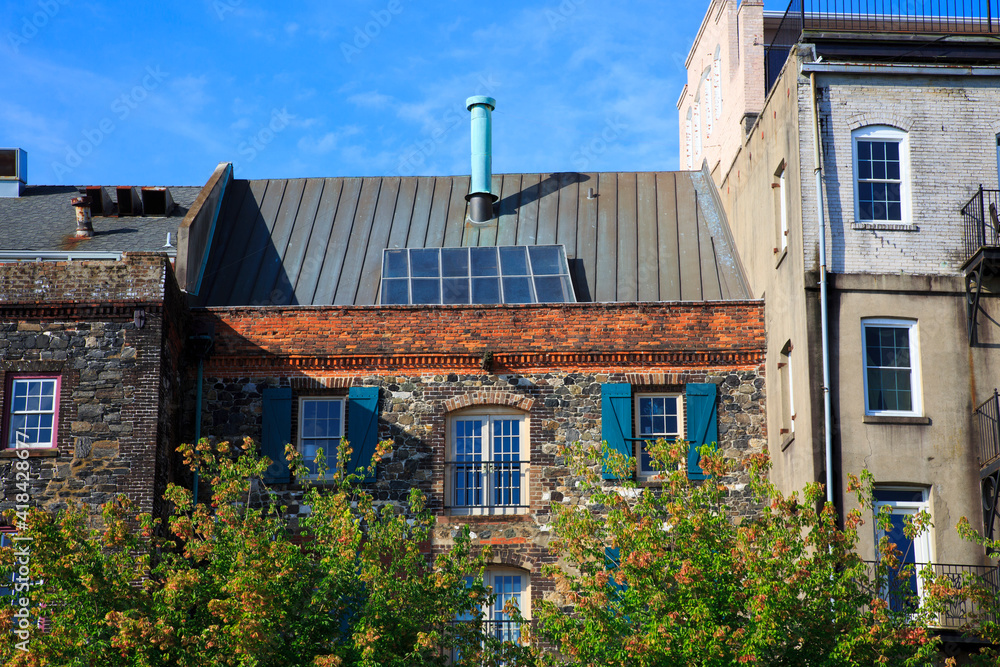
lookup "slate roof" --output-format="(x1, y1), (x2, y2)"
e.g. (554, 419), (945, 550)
(191, 171), (750, 307)
(0, 185), (201, 254)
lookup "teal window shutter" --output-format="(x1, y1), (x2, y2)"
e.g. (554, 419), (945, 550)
(601, 383), (632, 480)
(348, 386), (380, 481)
(685, 382), (718, 480)
(605, 546), (627, 599)
(261, 387), (292, 483)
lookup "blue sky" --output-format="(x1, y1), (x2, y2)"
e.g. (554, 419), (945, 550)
(1, 1), (773, 187)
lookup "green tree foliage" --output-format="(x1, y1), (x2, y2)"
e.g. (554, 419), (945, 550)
(526, 438), (948, 666)
(0, 438), (500, 667)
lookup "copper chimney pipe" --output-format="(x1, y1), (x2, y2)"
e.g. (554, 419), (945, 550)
(72, 196), (94, 238)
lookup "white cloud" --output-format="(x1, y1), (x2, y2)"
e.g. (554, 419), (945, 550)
(296, 126), (362, 155)
(347, 91), (394, 109)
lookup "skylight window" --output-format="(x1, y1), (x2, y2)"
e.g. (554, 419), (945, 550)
(379, 245), (576, 305)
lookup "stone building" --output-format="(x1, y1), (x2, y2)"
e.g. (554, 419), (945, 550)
(681, 0), (1000, 638)
(180, 167), (766, 629)
(0, 254), (186, 520)
(0, 145), (767, 633)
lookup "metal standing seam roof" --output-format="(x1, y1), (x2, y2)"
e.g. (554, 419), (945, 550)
(191, 171), (750, 307)
(0, 185), (202, 254)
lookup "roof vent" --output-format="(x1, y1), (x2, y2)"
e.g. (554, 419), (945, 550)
(141, 186), (175, 216)
(84, 186), (116, 216)
(116, 186), (143, 216)
(0, 149), (27, 198)
(466, 96), (497, 224)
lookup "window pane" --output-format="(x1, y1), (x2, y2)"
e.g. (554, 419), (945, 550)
(381, 278), (409, 304)
(858, 141), (871, 160)
(441, 247), (469, 277)
(470, 247), (499, 276)
(501, 277), (533, 304)
(409, 248), (440, 278)
(534, 276), (570, 303)
(884, 141), (899, 161)
(472, 277), (501, 303)
(499, 246), (529, 275)
(383, 249), (408, 278)
(442, 278), (470, 304)
(528, 245), (563, 275)
(410, 278), (441, 304)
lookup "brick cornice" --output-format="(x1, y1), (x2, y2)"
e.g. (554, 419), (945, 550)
(0, 302), (163, 321)
(204, 349), (765, 374)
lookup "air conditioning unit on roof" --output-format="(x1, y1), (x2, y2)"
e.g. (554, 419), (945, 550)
(0, 149), (27, 198)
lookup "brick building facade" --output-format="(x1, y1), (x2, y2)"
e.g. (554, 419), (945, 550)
(0, 253), (185, 521)
(189, 300), (766, 617)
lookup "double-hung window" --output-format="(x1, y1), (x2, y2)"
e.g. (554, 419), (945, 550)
(853, 125), (910, 224)
(5, 376), (60, 450)
(862, 319), (921, 416)
(634, 394), (683, 477)
(874, 487), (931, 612)
(447, 411), (527, 514)
(455, 568), (527, 662)
(298, 397), (344, 478)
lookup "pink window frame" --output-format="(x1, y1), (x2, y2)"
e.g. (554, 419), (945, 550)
(3, 374), (61, 450)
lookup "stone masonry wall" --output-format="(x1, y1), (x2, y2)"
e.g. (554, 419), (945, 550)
(189, 301), (766, 615)
(196, 367), (765, 617)
(0, 254), (175, 521)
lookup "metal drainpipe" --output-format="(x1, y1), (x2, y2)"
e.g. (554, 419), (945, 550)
(466, 95), (498, 223)
(193, 356), (203, 505)
(188, 332), (214, 505)
(811, 71), (835, 507)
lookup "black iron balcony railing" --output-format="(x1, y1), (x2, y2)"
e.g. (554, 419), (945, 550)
(862, 561), (999, 629)
(975, 389), (1000, 470)
(765, 0), (999, 92)
(962, 186), (1000, 262)
(447, 461), (529, 514)
(451, 620), (524, 665)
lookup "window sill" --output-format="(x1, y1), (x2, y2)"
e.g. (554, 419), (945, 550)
(863, 414), (931, 425)
(780, 433), (795, 451)
(774, 247), (788, 269)
(0, 448), (58, 458)
(851, 222), (918, 232)
(438, 512), (531, 523)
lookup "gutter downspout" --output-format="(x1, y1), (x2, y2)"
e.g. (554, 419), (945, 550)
(810, 71), (835, 507)
(188, 332), (215, 504)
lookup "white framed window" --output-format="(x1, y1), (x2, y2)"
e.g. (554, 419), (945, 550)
(455, 568), (528, 662)
(634, 393), (683, 477)
(702, 69), (713, 137)
(862, 319), (921, 416)
(447, 409), (528, 515)
(5, 376), (60, 449)
(685, 109), (693, 170)
(693, 100), (702, 159)
(852, 125), (910, 224)
(873, 487), (931, 612)
(713, 46), (722, 120)
(298, 397), (345, 478)
(774, 162), (788, 255)
(779, 341), (794, 437)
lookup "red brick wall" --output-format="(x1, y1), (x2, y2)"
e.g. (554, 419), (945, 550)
(201, 301), (765, 374)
